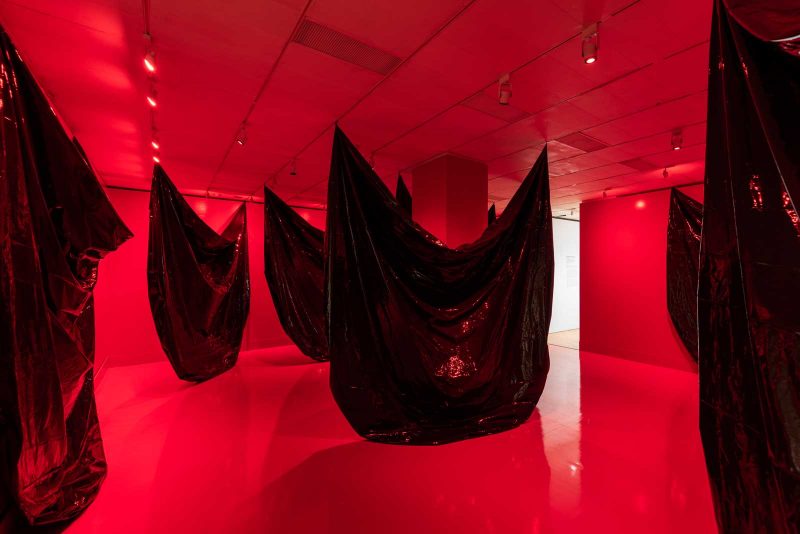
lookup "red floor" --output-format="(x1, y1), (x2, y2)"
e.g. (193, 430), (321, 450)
(68, 345), (716, 533)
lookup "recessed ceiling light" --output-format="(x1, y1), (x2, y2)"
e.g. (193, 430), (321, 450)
(235, 125), (247, 147)
(671, 128), (683, 151)
(498, 73), (512, 105)
(144, 51), (156, 73)
(582, 23), (599, 64)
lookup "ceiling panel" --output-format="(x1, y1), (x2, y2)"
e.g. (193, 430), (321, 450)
(0, 0), (713, 216)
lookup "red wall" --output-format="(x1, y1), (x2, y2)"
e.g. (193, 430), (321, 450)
(579, 185), (702, 372)
(412, 154), (488, 247)
(94, 188), (326, 370)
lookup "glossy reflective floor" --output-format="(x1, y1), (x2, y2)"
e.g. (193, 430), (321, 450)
(65, 345), (716, 533)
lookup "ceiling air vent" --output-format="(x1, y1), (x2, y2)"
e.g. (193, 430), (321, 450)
(463, 93), (530, 123)
(620, 158), (658, 172)
(556, 132), (608, 153)
(292, 19), (402, 75)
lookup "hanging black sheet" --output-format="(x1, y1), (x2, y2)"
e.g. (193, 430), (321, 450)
(395, 175), (412, 215)
(488, 203), (497, 225)
(263, 186), (327, 361)
(326, 127), (553, 445)
(699, 2), (800, 531)
(666, 188), (702, 361)
(0, 29), (132, 525)
(148, 166), (250, 382)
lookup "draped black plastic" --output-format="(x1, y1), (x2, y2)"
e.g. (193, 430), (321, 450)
(0, 29), (132, 525)
(699, 2), (800, 531)
(326, 127), (553, 445)
(666, 188), (702, 361)
(395, 175), (412, 215)
(488, 203), (497, 225)
(724, 0), (800, 42)
(263, 186), (327, 361)
(147, 166), (250, 382)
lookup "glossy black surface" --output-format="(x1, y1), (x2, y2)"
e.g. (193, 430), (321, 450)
(325, 127), (553, 445)
(395, 175), (412, 216)
(699, 2), (800, 531)
(488, 203), (497, 225)
(147, 166), (250, 382)
(0, 29), (132, 525)
(666, 188), (702, 361)
(263, 186), (327, 361)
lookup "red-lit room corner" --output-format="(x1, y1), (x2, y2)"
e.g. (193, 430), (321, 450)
(580, 185), (703, 372)
(92, 190), (327, 371)
(2, 0), (799, 532)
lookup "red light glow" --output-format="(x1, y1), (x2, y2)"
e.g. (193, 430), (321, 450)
(144, 54), (156, 73)
(635, 200), (646, 209)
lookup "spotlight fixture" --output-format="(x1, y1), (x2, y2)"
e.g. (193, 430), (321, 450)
(235, 125), (247, 146)
(581, 23), (599, 64)
(144, 51), (156, 74)
(671, 128), (683, 151)
(153, 155), (160, 164)
(289, 159), (297, 176)
(151, 139), (160, 150)
(498, 73), (512, 105)
(146, 94), (157, 108)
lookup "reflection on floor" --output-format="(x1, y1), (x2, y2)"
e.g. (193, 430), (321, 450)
(65, 344), (715, 533)
(547, 328), (580, 350)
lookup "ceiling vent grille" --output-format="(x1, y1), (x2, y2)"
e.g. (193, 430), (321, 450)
(556, 132), (608, 153)
(292, 19), (402, 75)
(620, 158), (658, 172)
(463, 93), (530, 123)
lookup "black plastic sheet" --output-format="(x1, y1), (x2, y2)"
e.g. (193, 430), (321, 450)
(326, 127), (553, 445)
(488, 203), (497, 225)
(395, 175), (412, 216)
(0, 29), (132, 525)
(666, 188), (702, 361)
(724, 0), (800, 43)
(699, 2), (800, 531)
(263, 186), (327, 361)
(148, 166), (250, 382)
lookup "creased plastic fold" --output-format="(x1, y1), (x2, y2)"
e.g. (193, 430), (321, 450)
(263, 186), (327, 361)
(666, 188), (702, 361)
(699, 2), (800, 531)
(0, 29), (132, 525)
(395, 175), (412, 215)
(325, 127), (553, 445)
(148, 166), (250, 382)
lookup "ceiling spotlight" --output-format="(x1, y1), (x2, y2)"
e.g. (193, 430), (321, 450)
(671, 128), (683, 151)
(146, 94), (157, 108)
(144, 51), (156, 74)
(582, 23), (599, 64)
(153, 155), (161, 164)
(289, 159), (297, 176)
(235, 125), (247, 146)
(498, 73), (512, 105)
(151, 139), (160, 150)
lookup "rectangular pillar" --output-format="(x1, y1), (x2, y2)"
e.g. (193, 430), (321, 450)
(412, 154), (488, 247)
